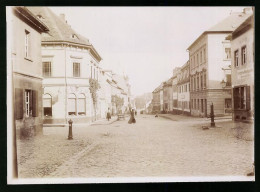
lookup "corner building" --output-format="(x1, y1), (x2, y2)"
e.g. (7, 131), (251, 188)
(187, 9), (252, 117)
(28, 7), (102, 124)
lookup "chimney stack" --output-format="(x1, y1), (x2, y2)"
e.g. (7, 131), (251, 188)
(243, 7), (253, 14)
(59, 13), (67, 23)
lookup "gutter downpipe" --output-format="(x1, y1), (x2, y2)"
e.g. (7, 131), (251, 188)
(65, 44), (68, 124)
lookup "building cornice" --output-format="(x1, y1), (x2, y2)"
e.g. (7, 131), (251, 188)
(187, 31), (231, 51)
(42, 41), (102, 62)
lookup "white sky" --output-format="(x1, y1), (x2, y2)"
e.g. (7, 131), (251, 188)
(50, 6), (249, 96)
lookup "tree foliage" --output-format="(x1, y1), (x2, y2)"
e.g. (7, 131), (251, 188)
(89, 78), (100, 104)
(111, 95), (124, 110)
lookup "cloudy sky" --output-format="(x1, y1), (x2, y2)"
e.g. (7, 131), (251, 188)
(50, 6), (250, 96)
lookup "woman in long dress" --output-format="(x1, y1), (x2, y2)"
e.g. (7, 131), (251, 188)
(106, 108), (111, 121)
(128, 109), (136, 124)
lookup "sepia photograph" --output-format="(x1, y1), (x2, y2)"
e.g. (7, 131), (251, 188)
(6, 6), (255, 184)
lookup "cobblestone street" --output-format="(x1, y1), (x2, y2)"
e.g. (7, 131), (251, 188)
(17, 115), (254, 179)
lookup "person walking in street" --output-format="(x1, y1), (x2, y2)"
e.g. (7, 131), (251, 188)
(106, 108), (111, 121)
(128, 108), (136, 124)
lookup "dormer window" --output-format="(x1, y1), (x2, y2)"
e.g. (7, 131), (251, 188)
(71, 34), (78, 39)
(37, 15), (44, 19)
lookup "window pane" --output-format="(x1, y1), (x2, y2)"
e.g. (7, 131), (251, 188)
(43, 98), (51, 107)
(73, 62), (80, 77)
(43, 62), (51, 77)
(68, 98), (76, 115)
(78, 98), (85, 114)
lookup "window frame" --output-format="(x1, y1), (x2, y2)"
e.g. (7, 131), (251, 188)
(43, 93), (52, 116)
(234, 49), (239, 67)
(43, 61), (52, 77)
(241, 45), (247, 66)
(73, 62), (81, 77)
(25, 30), (30, 59)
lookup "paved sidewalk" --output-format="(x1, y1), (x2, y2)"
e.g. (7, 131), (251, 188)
(158, 113), (232, 122)
(43, 116), (118, 127)
(90, 116), (118, 125)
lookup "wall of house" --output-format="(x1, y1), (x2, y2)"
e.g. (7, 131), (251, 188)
(41, 44), (101, 124)
(160, 90), (163, 111)
(12, 10), (44, 138)
(231, 26), (254, 121)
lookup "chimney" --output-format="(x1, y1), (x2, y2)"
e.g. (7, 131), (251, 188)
(59, 13), (67, 23)
(243, 7), (253, 14)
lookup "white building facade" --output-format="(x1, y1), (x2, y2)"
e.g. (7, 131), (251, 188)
(29, 7), (102, 124)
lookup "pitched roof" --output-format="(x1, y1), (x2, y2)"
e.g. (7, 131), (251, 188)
(207, 12), (251, 32)
(27, 7), (90, 45)
(187, 11), (252, 50)
(27, 7), (102, 61)
(14, 7), (49, 33)
(232, 15), (254, 40)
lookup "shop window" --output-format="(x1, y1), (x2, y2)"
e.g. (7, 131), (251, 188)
(233, 86), (250, 110)
(43, 94), (52, 116)
(78, 93), (86, 115)
(68, 93), (76, 115)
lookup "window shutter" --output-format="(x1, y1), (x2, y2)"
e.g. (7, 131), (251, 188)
(15, 88), (23, 120)
(32, 90), (38, 117)
(246, 86), (251, 110)
(233, 88), (239, 109)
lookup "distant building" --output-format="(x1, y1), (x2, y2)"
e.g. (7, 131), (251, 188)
(163, 78), (173, 112)
(230, 14), (254, 121)
(159, 86), (164, 112)
(112, 74), (131, 112)
(9, 7), (49, 137)
(172, 67), (181, 113)
(177, 61), (190, 115)
(99, 70), (113, 118)
(152, 83), (163, 113)
(28, 7), (102, 124)
(187, 9), (252, 117)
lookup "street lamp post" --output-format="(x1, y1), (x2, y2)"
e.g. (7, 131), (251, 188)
(210, 103), (215, 127)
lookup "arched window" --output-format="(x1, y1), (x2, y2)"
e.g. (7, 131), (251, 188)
(43, 94), (52, 116)
(78, 93), (86, 115)
(68, 93), (76, 115)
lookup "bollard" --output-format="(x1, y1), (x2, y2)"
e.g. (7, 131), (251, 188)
(68, 119), (73, 140)
(210, 103), (215, 127)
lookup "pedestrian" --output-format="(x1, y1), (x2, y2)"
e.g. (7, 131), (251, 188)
(135, 110), (137, 116)
(128, 108), (136, 124)
(106, 108), (111, 121)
